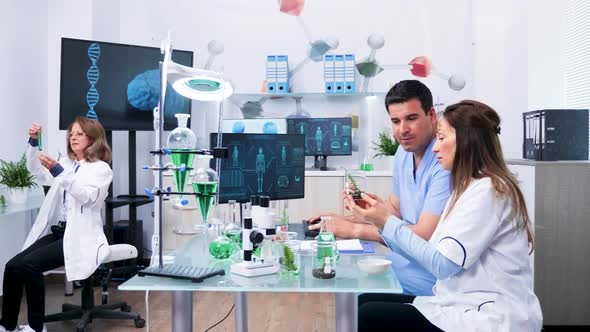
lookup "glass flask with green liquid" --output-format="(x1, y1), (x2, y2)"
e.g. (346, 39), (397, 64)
(207, 203), (235, 260)
(209, 207), (237, 259)
(191, 156), (234, 260)
(167, 113), (197, 195)
(191, 155), (218, 224)
(223, 200), (242, 248)
(209, 221), (235, 260)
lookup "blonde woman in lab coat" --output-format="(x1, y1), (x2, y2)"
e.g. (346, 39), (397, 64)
(0, 116), (112, 332)
(352, 100), (542, 332)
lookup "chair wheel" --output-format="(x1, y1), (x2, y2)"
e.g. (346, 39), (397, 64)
(76, 326), (85, 332)
(134, 318), (146, 328)
(122, 304), (132, 312)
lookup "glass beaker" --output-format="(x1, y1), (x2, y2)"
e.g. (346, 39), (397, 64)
(311, 240), (338, 279)
(344, 170), (368, 200)
(359, 155), (374, 171)
(172, 201), (203, 235)
(191, 155), (218, 224)
(167, 113), (197, 195)
(279, 240), (301, 276)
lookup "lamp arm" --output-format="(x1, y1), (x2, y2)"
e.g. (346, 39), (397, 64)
(214, 88), (225, 205)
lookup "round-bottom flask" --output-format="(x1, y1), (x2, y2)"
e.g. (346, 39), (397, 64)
(222, 200), (242, 248)
(209, 224), (235, 260)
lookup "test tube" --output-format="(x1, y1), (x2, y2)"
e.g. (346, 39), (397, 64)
(228, 199), (236, 224)
(38, 129), (43, 151)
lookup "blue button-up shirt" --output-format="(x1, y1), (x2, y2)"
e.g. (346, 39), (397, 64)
(388, 138), (451, 295)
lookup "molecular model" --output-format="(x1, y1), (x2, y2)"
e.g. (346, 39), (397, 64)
(356, 33), (466, 92)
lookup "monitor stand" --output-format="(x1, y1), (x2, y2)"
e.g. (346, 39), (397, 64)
(313, 155), (329, 171)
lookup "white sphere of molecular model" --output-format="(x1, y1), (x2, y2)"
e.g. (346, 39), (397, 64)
(368, 33), (385, 50)
(448, 74), (466, 91)
(208, 40), (224, 55)
(324, 36), (340, 50)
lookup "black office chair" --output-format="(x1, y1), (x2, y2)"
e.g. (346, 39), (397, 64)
(44, 244), (145, 332)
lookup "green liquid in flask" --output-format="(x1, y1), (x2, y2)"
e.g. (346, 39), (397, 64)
(223, 230), (242, 248)
(170, 149), (195, 194)
(192, 182), (218, 223)
(209, 240), (235, 260)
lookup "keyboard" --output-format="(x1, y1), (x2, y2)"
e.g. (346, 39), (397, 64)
(300, 219), (320, 238)
(138, 264), (225, 283)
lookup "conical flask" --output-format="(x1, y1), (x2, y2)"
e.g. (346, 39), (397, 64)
(167, 114), (197, 195)
(191, 155), (218, 224)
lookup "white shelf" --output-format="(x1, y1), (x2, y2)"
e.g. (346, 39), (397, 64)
(232, 92), (386, 99)
(305, 170), (392, 177)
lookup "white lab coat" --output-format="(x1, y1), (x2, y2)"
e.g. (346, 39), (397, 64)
(23, 145), (113, 281)
(412, 178), (543, 332)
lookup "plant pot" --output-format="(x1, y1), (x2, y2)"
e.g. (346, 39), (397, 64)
(8, 187), (29, 205)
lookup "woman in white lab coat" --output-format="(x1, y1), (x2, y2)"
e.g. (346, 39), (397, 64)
(0, 117), (112, 332)
(352, 100), (543, 332)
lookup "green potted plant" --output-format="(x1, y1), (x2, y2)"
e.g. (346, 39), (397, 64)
(0, 153), (37, 204)
(372, 130), (400, 170)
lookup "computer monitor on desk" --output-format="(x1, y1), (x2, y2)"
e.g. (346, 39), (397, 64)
(286, 117), (352, 170)
(210, 133), (305, 203)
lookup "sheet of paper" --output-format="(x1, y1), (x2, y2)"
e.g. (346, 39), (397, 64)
(297, 239), (364, 252)
(336, 239), (364, 252)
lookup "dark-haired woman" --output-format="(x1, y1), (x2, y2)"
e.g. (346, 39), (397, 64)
(0, 117), (112, 332)
(351, 100), (542, 331)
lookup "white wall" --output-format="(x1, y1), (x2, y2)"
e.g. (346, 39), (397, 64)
(0, 0), (48, 293)
(471, 0), (528, 159)
(527, 0), (567, 110)
(45, 0), (93, 163)
(471, 0), (569, 159)
(0, 0), (48, 162)
(116, 0), (473, 161)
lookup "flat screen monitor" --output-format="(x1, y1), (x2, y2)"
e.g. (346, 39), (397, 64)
(59, 38), (194, 131)
(286, 117), (352, 156)
(210, 133), (305, 203)
(223, 119), (287, 134)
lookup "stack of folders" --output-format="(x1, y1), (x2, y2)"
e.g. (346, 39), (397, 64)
(266, 55), (289, 94)
(324, 54), (356, 94)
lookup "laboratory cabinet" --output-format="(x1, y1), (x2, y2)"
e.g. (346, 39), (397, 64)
(507, 160), (590, 326)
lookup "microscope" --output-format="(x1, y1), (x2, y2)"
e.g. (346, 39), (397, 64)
(251, 195), (276, 236)
(230, 199), (280, 277)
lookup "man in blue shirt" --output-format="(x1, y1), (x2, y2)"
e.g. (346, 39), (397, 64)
(308, 80), (451, 295)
